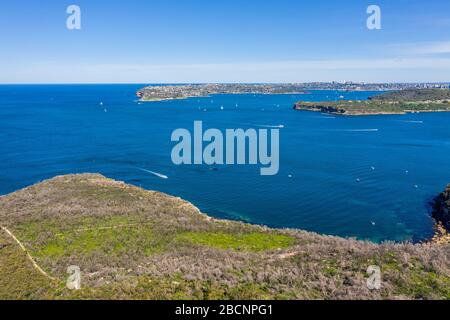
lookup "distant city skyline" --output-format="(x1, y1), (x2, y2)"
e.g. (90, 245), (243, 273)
(1, 0), (450, 83)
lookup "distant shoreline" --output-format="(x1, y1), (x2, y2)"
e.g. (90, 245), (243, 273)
(294, 88), (450, 116)
(293, 107), (450, 116)
(138, 92), (310, 102)
(136, 83), (449, 103)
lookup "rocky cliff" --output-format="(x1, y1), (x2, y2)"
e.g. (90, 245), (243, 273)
(433, 184), (450, 231)
(293, 103), (347, 114)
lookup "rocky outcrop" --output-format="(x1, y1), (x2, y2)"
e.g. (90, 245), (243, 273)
(433, 185), (450, 231)
(293, 103), (346, 114)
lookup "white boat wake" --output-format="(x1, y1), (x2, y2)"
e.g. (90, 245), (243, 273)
(334, 129), (379, 132)
(256, 124), (285, 129)
(397, 120), (424, 124)
(136, 168), (169, 179)
(231, 122), (285, 129)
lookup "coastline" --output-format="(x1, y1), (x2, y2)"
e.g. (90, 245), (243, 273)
(345, 109), (450, 116)
(136, 84), (317, 102)
(294, 89), (450, 116)
(295, 108), (450, 116)
(138, 92), (310, 102)
(139, 95), (211, 102)
(431, 184), (450, 244)
(1, 173), (449, 300)
(1, 173), (447, 245)
(432, 223), (450, 245)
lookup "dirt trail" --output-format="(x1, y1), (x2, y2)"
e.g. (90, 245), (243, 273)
(1, 226), (58, 281)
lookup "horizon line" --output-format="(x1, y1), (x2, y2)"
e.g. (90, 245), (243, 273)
(1, 81), (450, 85)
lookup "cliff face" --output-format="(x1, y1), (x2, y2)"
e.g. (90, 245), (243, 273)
(433, 185), (450, 231)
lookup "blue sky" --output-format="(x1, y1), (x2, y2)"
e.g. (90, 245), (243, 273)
(1, 0), (450, 83)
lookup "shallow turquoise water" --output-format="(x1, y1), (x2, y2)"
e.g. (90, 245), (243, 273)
(1, 84), (449, 242)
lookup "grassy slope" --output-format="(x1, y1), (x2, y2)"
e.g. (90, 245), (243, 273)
(294, 89), (450, 115)
(0, 174), (449, 300)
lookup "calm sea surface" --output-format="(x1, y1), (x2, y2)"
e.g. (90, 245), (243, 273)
(1, 84), (450, 242)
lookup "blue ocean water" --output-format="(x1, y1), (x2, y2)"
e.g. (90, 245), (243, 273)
(1, 84), (450, 242)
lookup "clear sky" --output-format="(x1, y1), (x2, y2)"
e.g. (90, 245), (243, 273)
(1, 0), (450, 83)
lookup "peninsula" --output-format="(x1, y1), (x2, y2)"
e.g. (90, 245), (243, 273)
(136, 84), (310, 101)
(293, 89), (450, 116)
(0, 174), (449, 300)
(136, 83), (450, 102)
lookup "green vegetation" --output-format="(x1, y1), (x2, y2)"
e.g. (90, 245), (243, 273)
(177, 231), (295, 252)
(0, 174), (449, 300)
(15, 216), (156, 258)
(370, 88), (450, 102)
(294, 88), (450, 115)
(0, 232), (57, 299)
(137, 84), (311, 101)
(14, 217), (294, 261)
